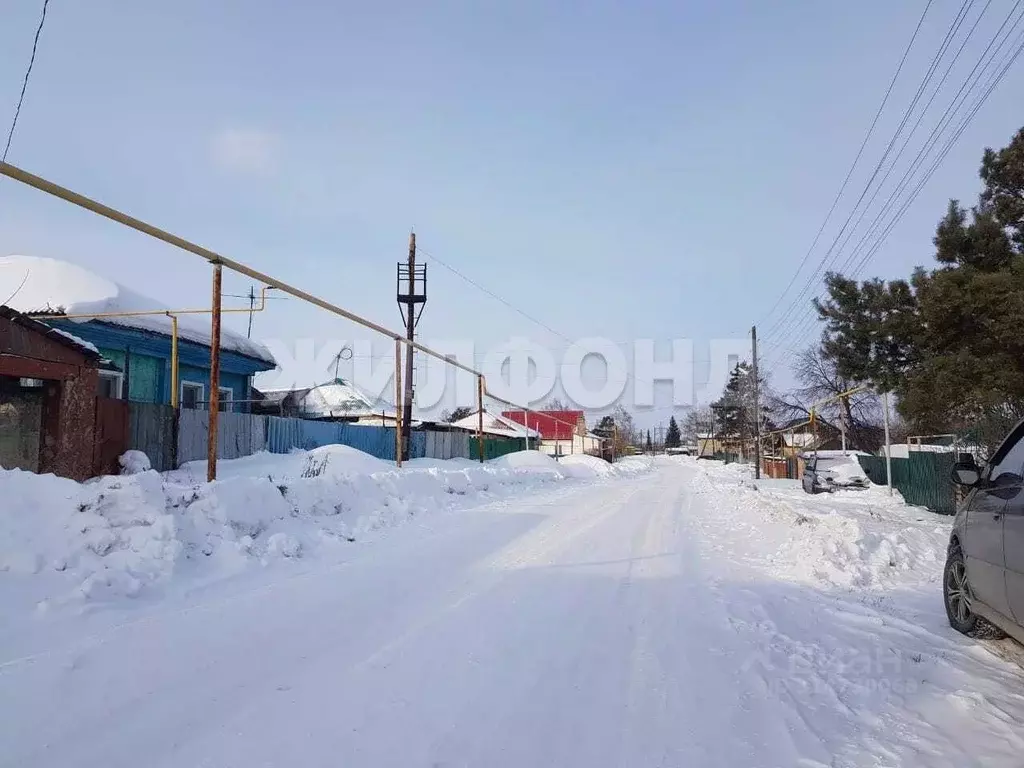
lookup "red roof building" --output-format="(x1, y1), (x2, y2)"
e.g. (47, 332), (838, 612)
(502, 410), (585, 441)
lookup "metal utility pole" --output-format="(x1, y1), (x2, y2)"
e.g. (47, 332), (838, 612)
(246, 284), (256, 338)
(840, 398), (848, 454)
(397, 232), (426, 461)
(882, 390), (893, 496)
(751, 325), (761, 479)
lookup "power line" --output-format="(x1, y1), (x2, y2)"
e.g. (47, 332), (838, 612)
(757, 0), (935, 330)
(761, 0), (1024, 373)
(2, 0), (49, 164)
(762, 0), (967, 347)
(417, 246), (571, 342)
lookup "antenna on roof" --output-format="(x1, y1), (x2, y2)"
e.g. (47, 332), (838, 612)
(328, 344), (353, 381)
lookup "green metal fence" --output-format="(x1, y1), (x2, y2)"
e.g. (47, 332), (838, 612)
(469, 437), (534, 461)
(858, 452), (956, 514)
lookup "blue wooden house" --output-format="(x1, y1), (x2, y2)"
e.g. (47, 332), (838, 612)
(1, 255), (277, 411)
(45, 319), (277, 411)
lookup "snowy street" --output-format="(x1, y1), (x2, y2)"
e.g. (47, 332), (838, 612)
(5, 458), (1024, 767)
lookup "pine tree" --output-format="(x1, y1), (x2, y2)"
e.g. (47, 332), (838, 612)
(665, 416), (681, 448)
(814, 126), (1024, 453)
(645, 430), (653, 453)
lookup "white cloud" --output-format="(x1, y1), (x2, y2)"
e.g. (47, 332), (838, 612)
(210, 127), (278, 175)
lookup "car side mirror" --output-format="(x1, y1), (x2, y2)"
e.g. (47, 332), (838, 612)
(951, 462), (981, 487)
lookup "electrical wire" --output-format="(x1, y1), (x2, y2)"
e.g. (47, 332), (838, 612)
(761, 0), (1024, 374)
(756, 0), (935, 330)
(762, 0), (969, 346)
(2, 0), (49, 164)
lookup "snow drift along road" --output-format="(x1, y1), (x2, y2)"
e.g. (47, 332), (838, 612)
(0, 447), (649, 616)
(3, 457), (1024, 767)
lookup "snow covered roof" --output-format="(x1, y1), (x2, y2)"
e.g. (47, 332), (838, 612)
(0, 255), (276, 366)
(450, 410), (540, 438)
(262, 379), (381, 419)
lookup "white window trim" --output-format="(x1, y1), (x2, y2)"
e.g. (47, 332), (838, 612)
(218, 386), (233, 413)
(180, 380), (205, 410)
(98, 370), (124, 399)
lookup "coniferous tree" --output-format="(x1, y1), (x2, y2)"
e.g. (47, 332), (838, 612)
(665, 416), (682, 448)
(814, 126), (1024, 453)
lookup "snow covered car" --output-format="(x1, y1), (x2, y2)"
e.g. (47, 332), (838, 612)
(801, 454), (870, 494)
(944, 422), (1024, 644)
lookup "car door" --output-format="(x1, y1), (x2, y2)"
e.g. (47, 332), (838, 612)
(964, 430), (1024, 620)
(999, 431), (1024, 623)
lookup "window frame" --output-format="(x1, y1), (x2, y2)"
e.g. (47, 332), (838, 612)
(218, 386), (233, 413)
(180, 380), (205, 410)
(97, 370), (124, 399)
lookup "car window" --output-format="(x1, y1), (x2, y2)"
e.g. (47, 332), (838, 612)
(988, 433), (1024, 486)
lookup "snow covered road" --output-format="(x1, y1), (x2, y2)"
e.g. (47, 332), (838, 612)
(5, 459), (1024, 767)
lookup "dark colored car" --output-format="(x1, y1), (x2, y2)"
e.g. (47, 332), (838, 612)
(801, 454), (870, 494)
(944, 422), (1024, 644)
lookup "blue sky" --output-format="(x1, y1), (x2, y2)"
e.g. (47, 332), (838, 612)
(1, 1), (1022, 424)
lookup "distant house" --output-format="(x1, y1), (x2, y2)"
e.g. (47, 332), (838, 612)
(0, 255), (277, 411)
(449, 409), (539, 441)
(502, 409), (601, 456)
(254, 378), (406, 425)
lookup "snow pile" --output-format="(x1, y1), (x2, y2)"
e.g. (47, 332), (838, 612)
(0, 255), (275, 364)
(119, 450), (152, 475)
(688, 460), (951, 591)
(0, 468), (179, 611)
(1, 447), (651, 614)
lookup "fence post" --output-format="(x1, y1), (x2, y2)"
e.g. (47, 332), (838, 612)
(882, 390), (893, 496)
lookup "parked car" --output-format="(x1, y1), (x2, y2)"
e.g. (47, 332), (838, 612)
(944, 422), (1024, 644)
(801, 453), (870, 494)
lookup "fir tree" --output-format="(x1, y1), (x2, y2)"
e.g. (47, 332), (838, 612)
(665, 416), (681, 448)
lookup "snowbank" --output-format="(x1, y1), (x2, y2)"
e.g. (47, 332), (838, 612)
(0, 448), (651, 615)
(688, 460), (951, 591)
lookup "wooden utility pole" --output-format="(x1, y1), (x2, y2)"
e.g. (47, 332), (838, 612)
(477, 375), (485, 463)
(397, 232), (425, 461)
(751, 325), (761, 480)
(207, 263), (223, 482)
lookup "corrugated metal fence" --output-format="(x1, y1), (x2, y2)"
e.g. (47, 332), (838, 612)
(470, 437), (529, 461)
(858, 452), (956, 514)
(124, 405), (465, 470)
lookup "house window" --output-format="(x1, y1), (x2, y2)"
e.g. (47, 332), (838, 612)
(180, 381), (204, 410)
(218, 386), (233, 413)
(97, 370), (124, 399)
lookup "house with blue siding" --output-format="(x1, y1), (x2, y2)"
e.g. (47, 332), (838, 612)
(0, 255), (276, 411)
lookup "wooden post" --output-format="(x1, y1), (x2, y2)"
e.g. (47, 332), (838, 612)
(395, 339), (403, 467)
(207, 263), (222, 482)
(477, 375), (484, 463)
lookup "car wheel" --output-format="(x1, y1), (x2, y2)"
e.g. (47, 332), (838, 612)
(944, 545), (978, 635)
